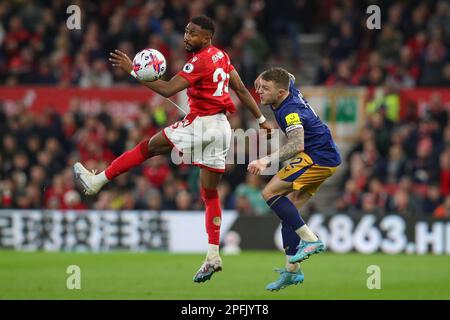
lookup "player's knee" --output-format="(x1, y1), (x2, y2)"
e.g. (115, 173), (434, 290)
(201, 187), (219, 201)
(137, 138), (151, 158)
(148, 133), (169, 157)
(261, 187), (275, 201)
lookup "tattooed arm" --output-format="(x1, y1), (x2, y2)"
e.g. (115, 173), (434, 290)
(247, 127), (304, 175)
(268, 126), (304, 164)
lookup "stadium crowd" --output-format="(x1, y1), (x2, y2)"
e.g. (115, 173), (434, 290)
(316, 0), (450, 87)
(1, 0), (449, 87)
(336, 93), (450, 218)
(0, 0), (449, 217)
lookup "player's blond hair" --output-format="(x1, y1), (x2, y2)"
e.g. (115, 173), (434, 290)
(261, 67), (290, 90)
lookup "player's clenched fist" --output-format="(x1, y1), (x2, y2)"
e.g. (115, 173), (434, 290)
(259, 121), (275, 138)
(248, 158), (270, 175)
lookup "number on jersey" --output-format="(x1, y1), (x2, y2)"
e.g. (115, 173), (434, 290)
(212, 68), (230, 96)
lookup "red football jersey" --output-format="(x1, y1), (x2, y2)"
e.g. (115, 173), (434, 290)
(177, 45), (236, 116)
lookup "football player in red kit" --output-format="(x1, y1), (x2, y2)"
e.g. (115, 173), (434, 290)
(73, 15), (273, 283)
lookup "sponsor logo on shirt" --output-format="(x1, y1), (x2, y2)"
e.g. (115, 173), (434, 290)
(285, 113), (302, 126)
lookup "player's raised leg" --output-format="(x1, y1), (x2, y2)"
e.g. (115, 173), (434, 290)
(193, 168), (224, 283)
(73, 130), (172, 195)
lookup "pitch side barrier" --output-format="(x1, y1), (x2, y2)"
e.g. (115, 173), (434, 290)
(0, 210), (448, 255)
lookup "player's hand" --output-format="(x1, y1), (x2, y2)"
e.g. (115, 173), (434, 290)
(254, 75), (261, 92)
(259, 120), (275, 139)
(109, 49), (133, 74)
(247, 158), (270, 175)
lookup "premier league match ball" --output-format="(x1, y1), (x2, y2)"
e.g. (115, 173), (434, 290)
(132, 48), (166, 81)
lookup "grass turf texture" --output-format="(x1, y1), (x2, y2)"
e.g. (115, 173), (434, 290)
(1, 250), (449, 299)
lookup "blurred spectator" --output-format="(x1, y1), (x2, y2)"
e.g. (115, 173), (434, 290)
(235, 16), (269, 85)
(376, 24), (403, 66)
(440, 147), (450, 197)
(175, 190), (193, 210)
(235, 194), (255, 216)
(360, 193), (383, 216)
(387, 189), (418, 217)
(380, 143), (407, 183)
(63, 190), (86, 210)
(338, 179), (360, 212)
(422, 184), (443, 215)
(234, 173), (269, 215)
(442, 63), (450, 86)
(427, 1), (450, 41)
(406, 136), (439, 184)
(146, 189), (163, 211)
(420, 37), (447, 86)
(366, 178), (390, 211)
(143, 156), (171, 188)
(79, 59), (113, 88)
(434, 195), (450, 219)
(366, 89), (400, 124)
(423, 93), (448, 134)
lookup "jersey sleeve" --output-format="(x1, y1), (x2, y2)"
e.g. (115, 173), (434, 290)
(178, 58), (209, 85)
(280, 106), (304, 134)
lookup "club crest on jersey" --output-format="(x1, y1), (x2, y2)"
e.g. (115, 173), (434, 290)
(183, 63), (194, 73)
(285, 113), (302, 126)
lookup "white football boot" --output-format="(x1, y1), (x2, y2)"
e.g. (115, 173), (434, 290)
(193, 255), (223, 283)
(73, 162), (106, 195)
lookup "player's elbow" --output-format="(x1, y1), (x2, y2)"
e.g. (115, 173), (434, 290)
(144, 83), (172, 98)
(158, 87), (172, 98)
(160, 91), (171, 98)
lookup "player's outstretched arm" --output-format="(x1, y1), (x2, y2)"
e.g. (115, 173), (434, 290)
(229, 70), (274, 132)
(140, 74), (190, 98)
(109, 49), (189, 97)
(248, 127), (304, 175)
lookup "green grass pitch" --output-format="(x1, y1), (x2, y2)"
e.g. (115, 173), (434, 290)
(1, 250), (449, 300)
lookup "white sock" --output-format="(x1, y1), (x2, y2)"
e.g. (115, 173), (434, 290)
(285, 256), (299, 272)
(207, 244), (219, 259)
(296, 225), (318, 242)
(92, 171), (109, 186)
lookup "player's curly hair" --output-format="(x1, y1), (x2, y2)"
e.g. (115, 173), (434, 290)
(190, 15), (215, 36)
(261, 67), (290, 90)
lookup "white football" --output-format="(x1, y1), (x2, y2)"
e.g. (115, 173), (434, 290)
(132, 48), (166, 81)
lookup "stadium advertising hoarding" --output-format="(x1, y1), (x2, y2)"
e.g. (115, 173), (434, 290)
(0, 210), (448, 255)
(399, 88), (450, 119)
(0, 87), (159, 119)
(300, 87), (367, 145)
(0, 210), (237, 252)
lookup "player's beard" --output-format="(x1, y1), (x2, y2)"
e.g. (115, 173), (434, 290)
(185, 42), (201, 53)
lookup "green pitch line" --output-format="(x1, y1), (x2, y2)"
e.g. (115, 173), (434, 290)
(0, 250), (449, 300)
